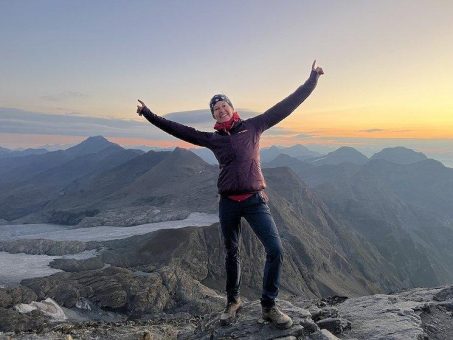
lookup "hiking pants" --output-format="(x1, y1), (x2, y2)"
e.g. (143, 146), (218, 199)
(219, 192), (283, 308)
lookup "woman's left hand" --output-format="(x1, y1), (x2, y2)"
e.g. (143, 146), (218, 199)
(312, 60), (324, 76)
(137, 99), (147, 116)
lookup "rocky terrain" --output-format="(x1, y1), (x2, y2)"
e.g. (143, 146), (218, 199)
(1, 283), (453, 339)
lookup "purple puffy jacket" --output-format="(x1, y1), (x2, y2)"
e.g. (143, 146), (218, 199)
(142, 70), (319, 195)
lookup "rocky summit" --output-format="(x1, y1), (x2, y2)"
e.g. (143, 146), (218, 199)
(1, 281), (453, 339)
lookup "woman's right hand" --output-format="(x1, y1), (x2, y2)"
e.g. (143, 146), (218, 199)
(137, 99), (147, 116)
(312, 60), (324, 76)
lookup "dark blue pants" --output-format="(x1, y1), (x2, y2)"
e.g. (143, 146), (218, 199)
(219, 192), (283, 308)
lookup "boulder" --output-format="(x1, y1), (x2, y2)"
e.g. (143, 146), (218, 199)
(311, 307), (339, 322)
(15, 298), (67, 321)
(306, 329), (340, 339)
(433, 287), (453, 302)
(315, 317), (351, 335)
(49, 256), (105, 272)
(0, 308), (49, 333)
(0, 287), (37, 308)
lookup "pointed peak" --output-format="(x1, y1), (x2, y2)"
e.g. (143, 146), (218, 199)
(66, 136), (121, 157)
(81, 135), (109, 143)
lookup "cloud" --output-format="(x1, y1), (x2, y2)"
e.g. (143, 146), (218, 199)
(294, 133), (315, 139)
(359, 128), (384, 133)
(0, 107), (171, 140)
(41, 91), (89, 102)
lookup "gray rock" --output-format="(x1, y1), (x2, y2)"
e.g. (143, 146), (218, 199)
(311, 307), (339, 321)
(315, 317), (351, 335)
(0, 239), (100, 256)
(0, 308), (49, 332)
(336, 286), (446, 339)
(49, 256), (104, 272)
(0, 287), (37, 308)
(300, 318), (320, 334)
(306, 329), (340, 339)
(178, 300), (310, 340)
(21, 265), (224, 316)
(77, 206), (191, 228)
(433, 286), (453, 302)
(420, 304), (453, 340)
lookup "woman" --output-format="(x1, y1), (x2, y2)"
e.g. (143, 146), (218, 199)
(137, 61), (323, 329)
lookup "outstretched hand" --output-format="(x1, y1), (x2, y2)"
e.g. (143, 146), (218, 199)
(312, 60), (324, 76)
(137, 99), (147, 116)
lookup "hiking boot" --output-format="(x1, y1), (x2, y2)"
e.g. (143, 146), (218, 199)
(220, 298), (242, 326)
(262, 305), (293, 329)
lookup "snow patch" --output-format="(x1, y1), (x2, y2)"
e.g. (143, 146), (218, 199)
(15, 298), (67, 321)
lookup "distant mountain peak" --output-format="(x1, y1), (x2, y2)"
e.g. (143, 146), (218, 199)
(169, 147), (208, 164)
(82, 135), (110, 144)
(309, 146), (368, 166)
(371, 147), (427, 164)
(261, 144), (320, 163)
(330, 146), (364, 154)
(65, 136), (121, 157)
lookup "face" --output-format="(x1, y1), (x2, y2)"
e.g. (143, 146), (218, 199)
(213, 100), (234, 123)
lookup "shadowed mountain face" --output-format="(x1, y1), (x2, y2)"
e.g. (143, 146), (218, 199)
(307, 147), (369, 166)
(267, 154), (453, 287)
(0, 144), (220, 225)
(371, 146), (428, 164)
(0, 137), (143, 221)
(0, 147), (48, 159)
(260, 145), (321, 163)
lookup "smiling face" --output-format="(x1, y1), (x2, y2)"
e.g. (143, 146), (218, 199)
(212, 100), (234, 123)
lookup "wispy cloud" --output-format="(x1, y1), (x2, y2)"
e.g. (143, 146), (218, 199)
(358, 128), (416, 134)
(393, 129), (414, 133)
(0, 107), (169, 140)
(41, 91), (89, 102)
(294, 133), (316, 139)
(359, 128), (385, 133)
(263, 127), (300, 137)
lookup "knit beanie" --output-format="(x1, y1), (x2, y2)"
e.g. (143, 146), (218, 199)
(209, 94), (234, 116)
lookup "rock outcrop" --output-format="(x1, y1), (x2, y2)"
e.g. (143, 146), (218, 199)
(0, 239), (100, 256)
(20, 265), (224, 317)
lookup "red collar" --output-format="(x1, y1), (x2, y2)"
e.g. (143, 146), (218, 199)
(214, 112), (241, 132)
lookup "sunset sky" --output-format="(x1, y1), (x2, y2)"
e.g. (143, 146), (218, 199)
(1, 1), (453, 164)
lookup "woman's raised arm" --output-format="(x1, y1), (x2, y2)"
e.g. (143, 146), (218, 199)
(137, 100), (213, 148)
(248, 60), (324, 133)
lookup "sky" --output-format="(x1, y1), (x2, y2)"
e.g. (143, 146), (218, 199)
(1, 1), (453, 165)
